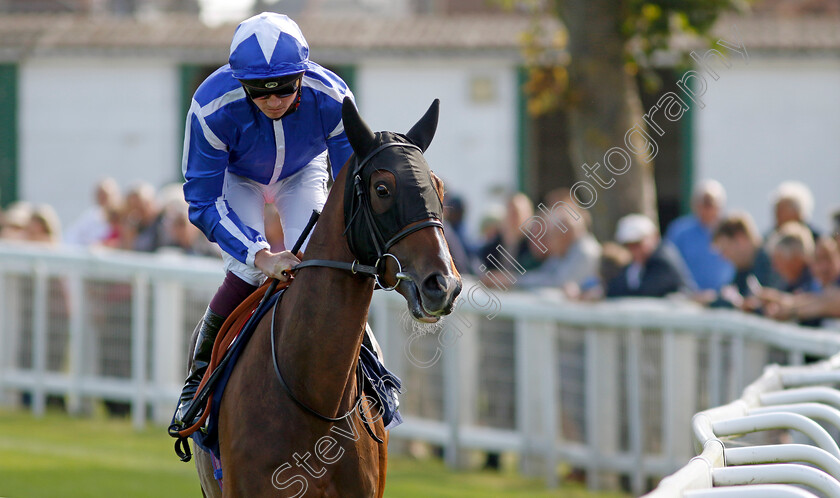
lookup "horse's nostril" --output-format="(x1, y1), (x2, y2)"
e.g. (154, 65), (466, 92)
(422, 273), (448, 294)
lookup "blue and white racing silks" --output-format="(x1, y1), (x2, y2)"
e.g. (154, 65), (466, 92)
(182, 14), (355, 267)
(181, 64), (353, 266)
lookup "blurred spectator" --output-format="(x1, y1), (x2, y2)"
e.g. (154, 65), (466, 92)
(443, 216), (472, 276)
(477, 204), (504, 247)
(0, 201), (33, 240)
(476, 193), (541, 275)
(769, 181), (820, 240)
(606, 214), (696, 298)
(443, 193), (473, 257)
(812, 236), (840, 289)
(712, 211), (781, 308)
(509, 190), (600, 292)
(100, 203), (125, 248)
(121, 182), (164, 252)
(26, 204), (62, 245)
(64, 177), (121, 247)
(767, 221), (818, 294)
(761, 286), (840, 323)
(158, 198), (220, 258)
(832, 208), (840, 247)
(665, 180), (734, 290)
(581, 242), (632, 299)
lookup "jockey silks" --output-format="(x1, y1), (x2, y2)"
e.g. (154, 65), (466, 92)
(181, 62), (354, 266)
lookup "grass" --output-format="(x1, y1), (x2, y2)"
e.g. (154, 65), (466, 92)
(0, 409), (628, 497)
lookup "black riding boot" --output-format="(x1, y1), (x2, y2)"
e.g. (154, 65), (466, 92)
(175, 307), (226, 424)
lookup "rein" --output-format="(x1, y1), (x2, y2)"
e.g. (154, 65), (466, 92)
(269, 296), (383, 443)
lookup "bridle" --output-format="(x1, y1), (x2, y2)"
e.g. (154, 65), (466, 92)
(273, 138), (443, 438)
(292, 140), (443, 290)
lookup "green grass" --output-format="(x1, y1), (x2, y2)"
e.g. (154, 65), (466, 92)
(0, 409), (628, 497)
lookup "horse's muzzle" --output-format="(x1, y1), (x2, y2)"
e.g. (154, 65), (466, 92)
(401, 271), (461, 323)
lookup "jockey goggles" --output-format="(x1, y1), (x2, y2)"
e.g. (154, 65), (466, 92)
(240, 75), (302, 100)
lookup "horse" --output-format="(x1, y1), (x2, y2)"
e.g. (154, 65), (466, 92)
(193, 97), (462, 497)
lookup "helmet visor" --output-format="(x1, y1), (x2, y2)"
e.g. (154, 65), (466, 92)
(240, 73), (303, 100)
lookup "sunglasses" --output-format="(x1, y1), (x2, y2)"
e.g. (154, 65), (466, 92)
(243, 78), (301, 100)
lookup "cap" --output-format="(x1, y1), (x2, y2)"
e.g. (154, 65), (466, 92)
(615, 214), (657, 244)
(229, 12), (309, 81)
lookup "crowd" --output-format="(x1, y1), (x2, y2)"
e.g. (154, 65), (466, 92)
(0, 177), (222, 258)
(2, 176), (838, 328)
(443, 180), (840, 329)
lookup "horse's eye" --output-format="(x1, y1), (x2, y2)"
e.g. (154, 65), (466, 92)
(375, 184), (390, 197)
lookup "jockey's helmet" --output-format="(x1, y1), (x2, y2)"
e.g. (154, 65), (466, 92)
(229, 12), (308, 90)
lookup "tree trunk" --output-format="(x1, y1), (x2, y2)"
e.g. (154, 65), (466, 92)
(556, 0), (658, 241)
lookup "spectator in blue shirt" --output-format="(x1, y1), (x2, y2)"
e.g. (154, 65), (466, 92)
(665, 180), (734, 291)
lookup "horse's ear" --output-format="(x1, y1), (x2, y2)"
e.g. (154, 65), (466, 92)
(406, 99), (439, 153)
(342, 97), (376, 157)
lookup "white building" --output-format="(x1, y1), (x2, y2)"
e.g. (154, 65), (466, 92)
(0, 12), (837, 243)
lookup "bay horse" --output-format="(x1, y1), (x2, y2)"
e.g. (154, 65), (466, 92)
(193, 97), (462, 497)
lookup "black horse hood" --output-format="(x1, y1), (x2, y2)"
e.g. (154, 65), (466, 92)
(341, 99), (444, 265)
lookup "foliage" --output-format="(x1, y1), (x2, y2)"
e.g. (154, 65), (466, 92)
(496, 0), (751, 115)
(621, 0), (750, 88)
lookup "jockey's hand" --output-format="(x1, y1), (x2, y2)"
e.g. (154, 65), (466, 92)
(255, 249), (302, 282)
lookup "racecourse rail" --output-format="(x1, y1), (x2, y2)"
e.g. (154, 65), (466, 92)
(645, 355), (840, 497)
(2, 242), (840, 495)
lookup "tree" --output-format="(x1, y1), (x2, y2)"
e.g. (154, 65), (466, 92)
(504, 0), (748, 240)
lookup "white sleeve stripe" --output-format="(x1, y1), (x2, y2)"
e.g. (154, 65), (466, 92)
(327, 120), (344, 140)
(195, 103), (228, 152)
(302, 75), (345, 103)
(215, 197), (262, 257)
(181, 105), (194, 177)
(269, 120), (286, 185)
(201, 87), (246, 115)
(246, 240), (271, 267)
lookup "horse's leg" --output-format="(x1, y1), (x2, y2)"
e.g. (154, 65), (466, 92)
(194, 444), (222, 498)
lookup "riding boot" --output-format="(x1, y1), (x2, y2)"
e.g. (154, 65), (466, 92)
(175, 306), (226, 425)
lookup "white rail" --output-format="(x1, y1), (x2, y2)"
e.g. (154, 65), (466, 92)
(2, 242), (840, 495)
(646, 355), (840, 496)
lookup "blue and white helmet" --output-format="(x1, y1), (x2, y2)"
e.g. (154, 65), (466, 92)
(229, 12), (309, 81)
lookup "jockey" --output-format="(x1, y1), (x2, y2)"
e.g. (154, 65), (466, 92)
(176, 12), (354, 422)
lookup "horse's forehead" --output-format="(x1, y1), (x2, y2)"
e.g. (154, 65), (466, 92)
(366, 133), (429, 175)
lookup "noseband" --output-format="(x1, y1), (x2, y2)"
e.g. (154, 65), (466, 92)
(294, 140), (443, 290)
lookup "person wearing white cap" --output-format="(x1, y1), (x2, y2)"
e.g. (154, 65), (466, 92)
(606, 214), (696, 297)
(770, 181), (820, 240)
(665, 179), (734, 291)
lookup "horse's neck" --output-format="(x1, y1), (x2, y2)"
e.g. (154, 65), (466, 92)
(275, 196), (374, 415)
